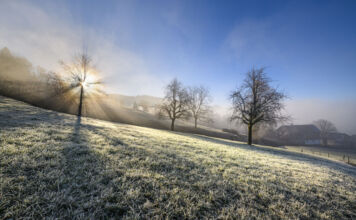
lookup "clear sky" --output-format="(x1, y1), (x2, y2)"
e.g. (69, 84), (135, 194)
(61, 0), (356, 101)
(1, 0), (356, 133)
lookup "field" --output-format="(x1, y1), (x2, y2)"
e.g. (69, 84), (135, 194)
(0, 96), (356, 219)
(283, 146), (356, 166)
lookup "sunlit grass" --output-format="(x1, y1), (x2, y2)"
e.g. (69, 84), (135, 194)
(0, 96), (355, 219)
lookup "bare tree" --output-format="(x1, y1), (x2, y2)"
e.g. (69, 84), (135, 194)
(158, 78), (190, 131)
(187, 86), (212, 128)
(230, 67), (288, 145)
(314, 119), (337, 146)
(60, 52), (100, 117)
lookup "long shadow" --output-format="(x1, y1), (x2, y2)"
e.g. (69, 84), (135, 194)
(2, 109), (356, 219)
(59, 126), (356, 219)
(56, 117), (213, 218)
(90, 100), (168, 130)
(53, 117), (239, 218)
(56, 116), (129, 218)
(1, 95), (356, 218)
(0, 108), (236, 218)
(176, 132), (356, 176)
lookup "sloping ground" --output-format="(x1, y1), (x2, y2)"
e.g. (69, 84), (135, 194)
(0, 96), (355, 219)
(85, 96), (239, 141)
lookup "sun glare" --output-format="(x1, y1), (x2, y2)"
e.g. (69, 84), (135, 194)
(81, 80), (88, 88)
(80, 73), (101, 94)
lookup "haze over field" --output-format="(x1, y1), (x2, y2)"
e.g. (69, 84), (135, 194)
(1, 0), (355, 134)
(1, 1), (356, 219)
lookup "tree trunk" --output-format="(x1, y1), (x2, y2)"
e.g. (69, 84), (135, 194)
(194, 117), (198, 129)
(248, 124), (253, 145)
(78, 85), (84, 117)
(322, 137), (327, 146)
(171, 118), (175, 131)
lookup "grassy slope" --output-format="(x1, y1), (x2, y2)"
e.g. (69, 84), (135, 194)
(284, 145), (356, 165)
(0, 96), (355, 219)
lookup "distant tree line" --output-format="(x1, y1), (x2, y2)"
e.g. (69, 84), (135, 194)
(0, 47), (68, 111)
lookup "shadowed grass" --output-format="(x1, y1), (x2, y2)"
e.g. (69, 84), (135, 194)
(0, 96), (356, 219)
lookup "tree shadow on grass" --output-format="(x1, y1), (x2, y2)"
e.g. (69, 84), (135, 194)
(55, 118), (224, 219)
(1, 93), (355, 219)
(0, 114), (128, 219)
(54, 116), (129, 219)
(1, 115), (355, 219)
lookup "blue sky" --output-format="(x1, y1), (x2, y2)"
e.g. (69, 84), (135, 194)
(1, 0), (356, 133)
(59, 0), (356, 102)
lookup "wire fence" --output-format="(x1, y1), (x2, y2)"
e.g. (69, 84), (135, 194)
(286, 146), (356, 166)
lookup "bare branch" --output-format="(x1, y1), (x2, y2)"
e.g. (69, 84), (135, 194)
(158, 78), (191, 130)
(314, 119), (337, 146)
(230, 67), (288, 145)
(187, 86), (212, 128)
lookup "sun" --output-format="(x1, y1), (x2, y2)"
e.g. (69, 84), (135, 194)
(81, 73), (96, 87)
(79, 73), (101, 95)
(80, 80), (88, 88)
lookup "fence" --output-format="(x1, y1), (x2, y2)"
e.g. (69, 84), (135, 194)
(288, 146), (356, 166)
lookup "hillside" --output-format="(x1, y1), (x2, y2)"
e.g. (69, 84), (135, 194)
(108, 93), (163, 107)
(0, 96), (355, 219)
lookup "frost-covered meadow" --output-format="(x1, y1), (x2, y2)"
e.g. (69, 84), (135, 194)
(0, 96), (355, 219)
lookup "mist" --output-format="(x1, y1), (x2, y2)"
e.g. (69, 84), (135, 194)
(1, 1), (356, 218)
(1, 0), (355, 135)
(285, 99), (356, 135)
(0, 0), (168, 97)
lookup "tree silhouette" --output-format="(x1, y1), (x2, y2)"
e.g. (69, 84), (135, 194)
(60, 52), (101, 117)
(314, 119), (337, 146)
(230, 68), (288, 145)
(158, 78), (190, 131)
(187, 86), (212, 128)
